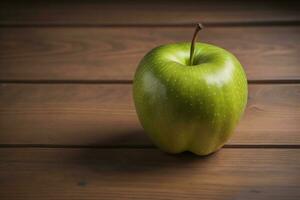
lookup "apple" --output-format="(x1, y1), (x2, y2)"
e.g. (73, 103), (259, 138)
(133, 24), (248, 155)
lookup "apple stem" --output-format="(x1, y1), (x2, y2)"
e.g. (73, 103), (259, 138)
(189, 23), (204, 65)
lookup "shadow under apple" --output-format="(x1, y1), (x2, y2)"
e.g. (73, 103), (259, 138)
(69, 128), (218, 174)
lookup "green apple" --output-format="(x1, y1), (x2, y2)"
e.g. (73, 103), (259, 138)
(133, 24), (247, 155)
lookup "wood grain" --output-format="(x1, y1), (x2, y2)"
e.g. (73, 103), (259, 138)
(0, 83), (299, 146)
(0, 0), (299, 25)
(0, 148), (299, 200)
(0, 27), (299, 81)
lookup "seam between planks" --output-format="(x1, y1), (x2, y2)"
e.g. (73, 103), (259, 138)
(0, 80), (300, 84)
(0, 21), (300, 28)
(0, 144), (300, 149)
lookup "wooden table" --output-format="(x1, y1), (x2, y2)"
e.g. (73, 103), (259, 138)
(0, 1), (299, 199)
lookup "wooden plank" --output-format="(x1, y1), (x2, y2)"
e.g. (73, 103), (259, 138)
(0, 0), (299, 25)
(0, 83), (299, 146)
(0, 148), (299, 200)
(0, 27), (299, 81)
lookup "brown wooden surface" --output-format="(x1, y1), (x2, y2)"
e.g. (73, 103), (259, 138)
(0, 0), (299, 199)
(0, 148), (299, 200)
(0, 27), (299, 81)
(0, 0), (299, 25)
(0, 83), (299, 146)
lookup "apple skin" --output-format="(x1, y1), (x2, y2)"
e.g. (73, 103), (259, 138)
(133, 42), (247, 155)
